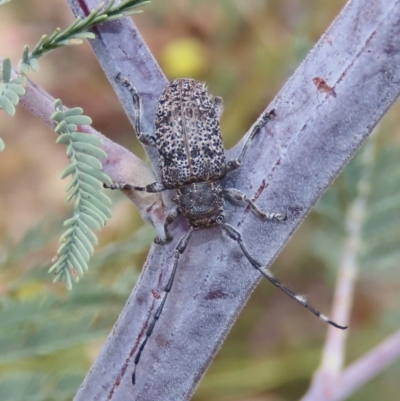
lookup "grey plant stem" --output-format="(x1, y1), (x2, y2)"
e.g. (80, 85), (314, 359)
(69, 0), (167, 177)
(64, 0), (400, 400)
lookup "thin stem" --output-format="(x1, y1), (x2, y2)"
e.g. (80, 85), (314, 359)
(301, 136), (376, 401)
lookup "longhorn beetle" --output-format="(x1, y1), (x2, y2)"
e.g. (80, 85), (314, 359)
(108, 77), (347, 384)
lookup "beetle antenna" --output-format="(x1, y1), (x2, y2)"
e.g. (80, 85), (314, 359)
(132, 227), (194, 385)
(220, 223), (347, 330)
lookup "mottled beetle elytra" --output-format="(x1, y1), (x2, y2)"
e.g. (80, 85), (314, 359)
(108, 77), (347, 384)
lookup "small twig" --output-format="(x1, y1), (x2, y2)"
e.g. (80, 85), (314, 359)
(301, 137), (375, 401)
(303, 328), (400, 401)
(336, 329), (400, 400)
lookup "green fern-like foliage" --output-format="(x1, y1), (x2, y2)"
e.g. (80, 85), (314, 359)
(0, 218), (153, 401)
(313, 130), (400, 291)
(20, 0), (150, 73)
(0, 58), (26, 150)
(48, 100), (112, 289)
(0, 0), (150, 147)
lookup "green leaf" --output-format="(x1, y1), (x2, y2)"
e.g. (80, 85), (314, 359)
(56, 133), (71, 144)
(6, 82), (25, 96)
(70, 243), (89, 271)
(59, 227), (76, 243)
(31, 34), (48, 55)
(111, 0), (150, 13)
(10, 76), (26, 85)
(80, 191), (112, 218)
(53, 98), (63, 110)
(65, 271), (72, 290)
(19, 63), (29, 74)
(75, 227), (95, 255)
(80, 182), (112, 206)
(60, 162), (77, 179)
(73, 236), (91, 262)
(70, 132), (102, 147)
(81, 199), (109, 223)
(51, 110), (65, 123)
(66, 184), (80, 202)
(80, 212), (101, 231)
(68, 254), (84, 277)
(66, 174), (79, 192)
(0, 138), (4, 152)
(52, 270), (63, 283)
(56, 238), (73, 256)
(72, 32), (96, 40)
(2, 58), (11, 83)
(75, 152), (103, 169)
(77, 220), (98, 245)
(65, 115), (93, 125)
(78, 172), (102, 190)
(55, 121), (69, 134)
(79, 202), (107, 226)
(66, 16), (83, 32)
(74, 192), (81, 208)
(63, 216), (78, 227)
(47, 28), (62, 45)
(76, 162), (112, 185)
(103, 0), (116, 13)
(21, 44), (29, 59)
(29, 57), (40, 72)
(63, 107), (84, 117)
(73, 10), (99, 30)
(0, 95), (15, 115)
(104, 13), (124, 21)
(68, 123), (78, 132)
(57, 38), (83, 46)
(3, 88), (19, 105)
(89, 15), (108, 25)
(48, 254), (68, 273)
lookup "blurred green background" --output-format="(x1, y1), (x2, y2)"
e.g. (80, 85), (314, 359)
(1, 0), (400, 400)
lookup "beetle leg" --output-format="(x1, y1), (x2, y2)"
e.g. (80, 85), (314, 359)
(105, 182), (167, 192)
(223, 188), (286, 221)
(124, 182), (167, 192)
(227, 109), (276, 172)
(137, 132), (157, 147)
(220, 222), (347, 330)
(154, 206), (181, 245)
(116, 73), (157, 147)
(132, 226), (194, 385)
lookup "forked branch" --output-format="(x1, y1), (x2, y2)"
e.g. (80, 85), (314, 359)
(9, 0), (400, 401)
(61, 0), (400, 400)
